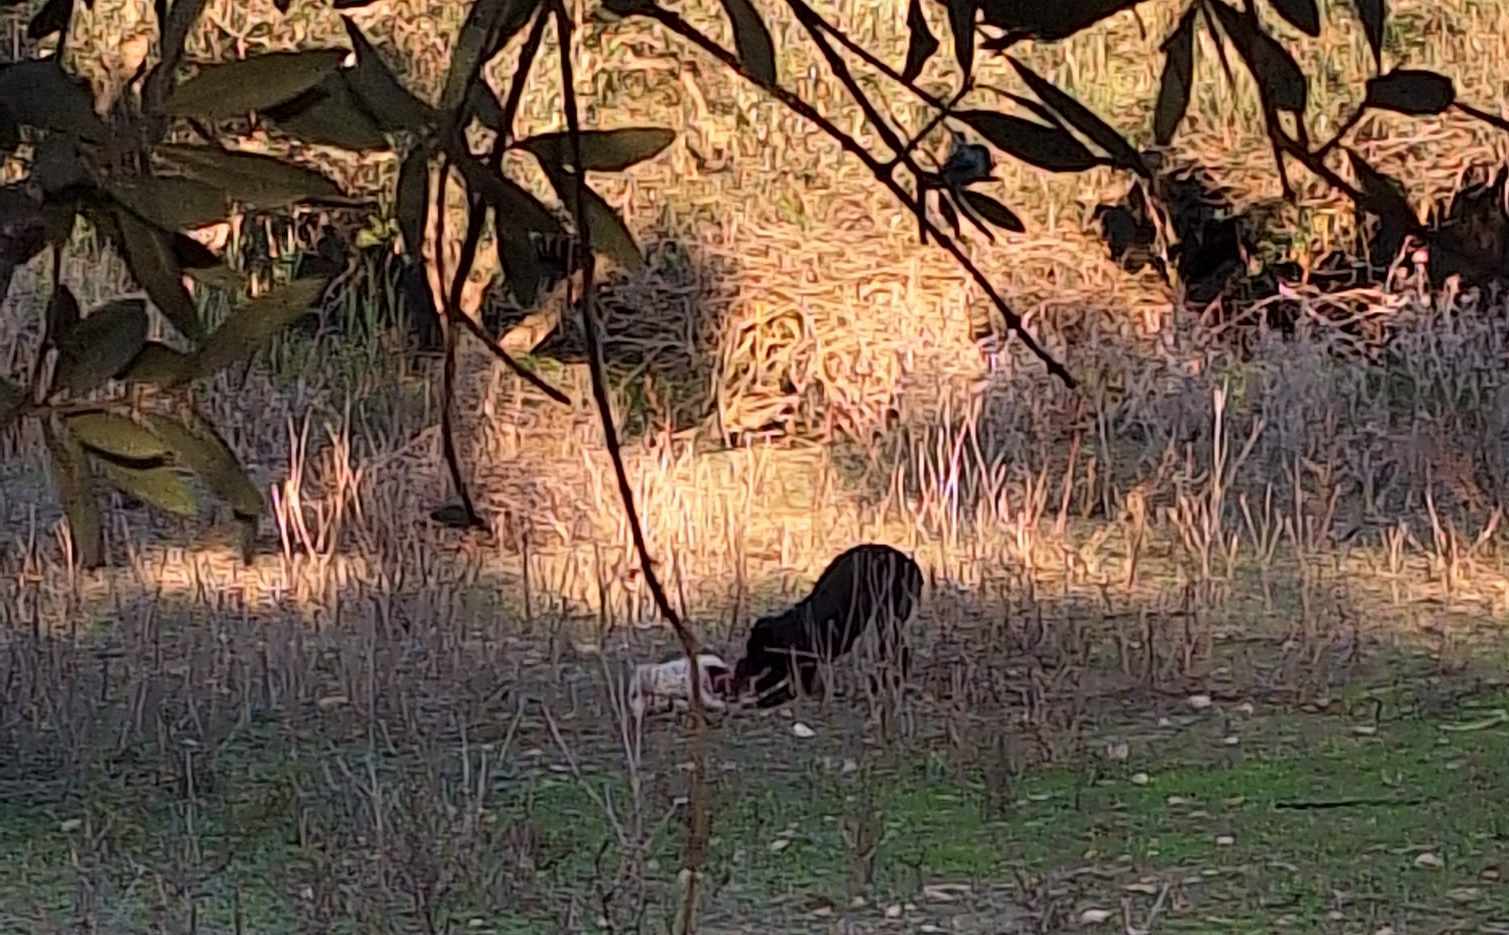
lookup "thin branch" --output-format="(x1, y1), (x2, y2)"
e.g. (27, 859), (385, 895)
(551, 4), (712, 931)
(621, 0), (1075, 389)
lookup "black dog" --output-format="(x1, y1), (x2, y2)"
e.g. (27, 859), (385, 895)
(733, 544), (923, 708)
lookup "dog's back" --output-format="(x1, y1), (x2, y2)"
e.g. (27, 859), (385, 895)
(802, 544), (923, 656)
(734, 544), (922, 705)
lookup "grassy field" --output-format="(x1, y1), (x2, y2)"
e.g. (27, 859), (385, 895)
(3, 0), (1509, 931)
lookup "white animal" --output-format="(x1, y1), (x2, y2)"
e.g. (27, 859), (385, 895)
(627, 653), (732, 719)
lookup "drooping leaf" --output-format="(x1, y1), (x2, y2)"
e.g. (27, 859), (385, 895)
(141, 0), (206, 116)
(1207, 0), (1308, 114)
(466, 81), (507, 133)
(496, 225), (544, 307)
(546, 170), (644, 272)
(65, 411), (171, 461)
(26, 0), (74, 40)
(51, 299), (149, 396)
(0, 375), (24, 429)
(41, 192), (79, 249)
(946, 0), (975, 84)
(1267, 0), (1320, 37)
(718, 0), (778, 86)
(155, 144), (346, 208)
(340, 17), (435, 132)
(956, 110), (1104, 172)
(519, 128), (676, 173)
(396, 146), (430, 255)
(934, 190), (962, 238)
(1345, 148), (1416, 228)
(959, 189), (1025, 232)
(0, 59), (107, 140)
(184, 276), (330, 379)
(106, 175), (228, 231)
(1007, 57), (1147, 177)
(113, 209), (206, 344)
(144, 411), (265, 517)
(977, 0), (1142, 46)
(118, 341), (194, 387)
(442, 0), (509, 111)
(0, 184), (48, 267)
(93, 457), (201, 517)
(45, 282), (80, 342)
(164, 49), (348, 120)
(1363, 68), (1455, 116)
(901, 0), (940, 84)
(1348, 0), (1384, 70)
(1154, 8), (1198, 146)
(450, 153), (563, 236)
(485, 0), (541, 59)
(31, 135), (87, 195)
(42, 419), (104, 568)
(263, 73), (390, 151)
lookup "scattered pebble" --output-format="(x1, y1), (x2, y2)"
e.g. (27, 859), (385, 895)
(1216, 834), (1236, 846)
(1130, 772), (1150, 785)
(791, 722), (815, 739)
(1188, 694), (1213, 710)
(1079, 908), (1114, 925)
(1415, 852), (1444, 869)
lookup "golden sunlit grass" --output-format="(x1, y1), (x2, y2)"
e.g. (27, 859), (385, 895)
(2, 0), (1509, 930)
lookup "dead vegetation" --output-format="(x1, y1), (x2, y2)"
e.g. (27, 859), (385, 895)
(3, 0), (1509, 930)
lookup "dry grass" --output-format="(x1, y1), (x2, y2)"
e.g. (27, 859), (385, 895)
(3, 0), (1509, 930)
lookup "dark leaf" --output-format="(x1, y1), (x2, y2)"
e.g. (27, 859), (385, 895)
(185, 276), (330, 379)
(94, 457), (201, 517)
(0, 101), (19, 159)
(496, 226), (544, 307)
(164, 49), (348, 120)
(396, 146), (430, 255)
(106, 175), (228, 231)
(978, 0), (1142, 46)
(264, 73), (391, 151)
(1345, 148), (1416, 229)
(1267, 0), (1320, 37)
(0, 375), (23, 429)
(485, 0), (541, 59)
(546, 170), (644, 272)
(341, 16), (435, 132)
(45, 282), (80, 342)
(719, 0), (778, 85)
(901, 0), (940, 84)
(118, 341), (194, 387)
(273, 0), (290, 11)
(0, 183), (48, 267)
(144, 411), (265, 516)
(1348, 0), (1384, 70)
(430, 502), (483, 529)
(1154, 8), (1197, 146)
(957, 110), (1104, 172)
(442, 0), (510, 110)
(450, 153), (563, 236)
(51, 299), (149, 396)
(41, 192), (79, 249)
(518, 127), (676, 172)
(959, 189), (1025, 232)
(0, 59), (107, 140)
(1008, 57), (1148, 177)
(113, 209), (206, 343)
(934, 190), (962, 238)
(155, 143), (346, 208)
(27, 0), (74, 41)
(467, 82), (507, 133)
(31, 135), (87, 194)
(1363, 68), (1455, 116)
(946, 0), (975, 84)
(1207, 0), (1308, 113)
(65, 411), (171, 461)
(42, 419), (104, 568)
